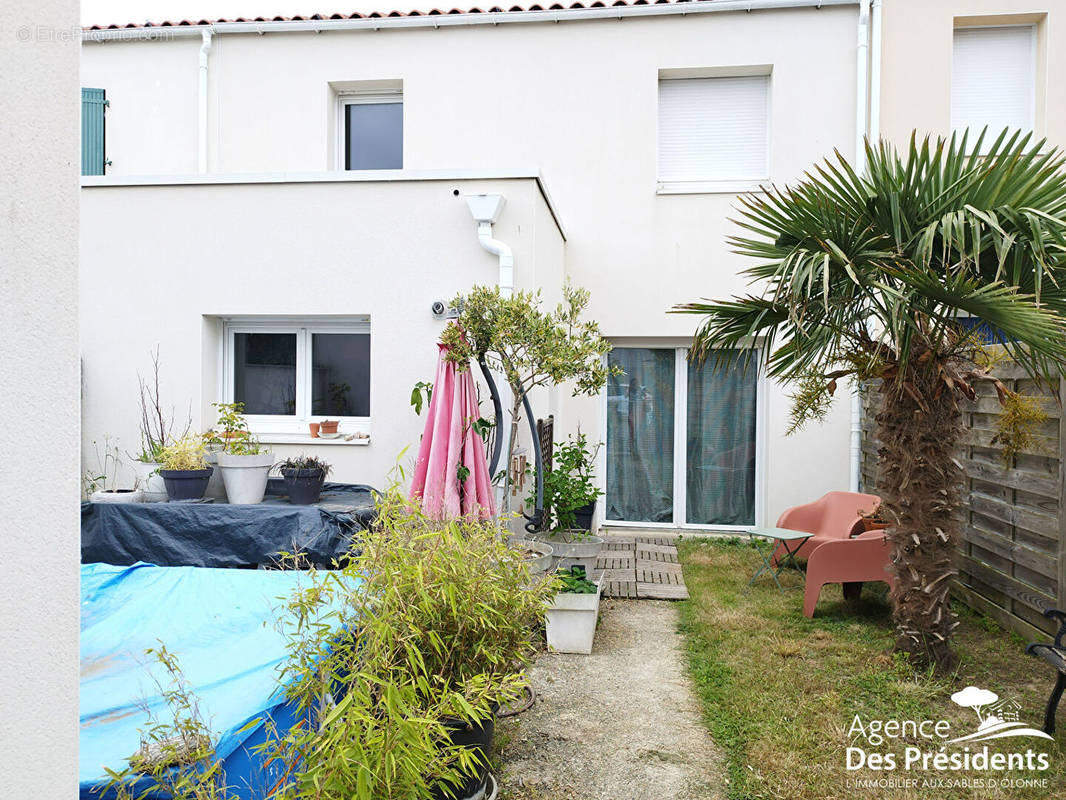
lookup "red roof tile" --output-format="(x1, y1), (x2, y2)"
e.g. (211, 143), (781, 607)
(84, 0), (706, 30)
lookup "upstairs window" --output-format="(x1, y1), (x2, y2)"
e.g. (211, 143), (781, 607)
(658, 74), (770, 193)
(952, 25), (1036, 140)
(342, 91), (403, 170)
(222, 318), (371, 437)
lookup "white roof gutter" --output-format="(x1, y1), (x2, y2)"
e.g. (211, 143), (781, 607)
(84, 0), (859, 42)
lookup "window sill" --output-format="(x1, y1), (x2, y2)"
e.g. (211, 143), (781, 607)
(656, 180), (766, 195)
(257, 434), (371, 446)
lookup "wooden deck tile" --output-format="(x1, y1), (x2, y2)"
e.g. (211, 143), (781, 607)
(636, 582), (690, 600)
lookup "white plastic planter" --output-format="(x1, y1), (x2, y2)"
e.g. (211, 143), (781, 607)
(203, 452), (228, 500)
(545, 578), (603, 655)
(217, 452), (274, 504)
(131, 460), (167, 502)
(91, 489), (144, 504)
(533, 531), (604, 573)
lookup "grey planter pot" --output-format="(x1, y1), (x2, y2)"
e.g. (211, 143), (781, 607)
(508, 537), (553, 573)
(532, 531), (604, 573)
(217, 451), (274, 505)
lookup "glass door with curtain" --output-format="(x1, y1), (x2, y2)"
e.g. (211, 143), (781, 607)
(606, 347), (758, 528)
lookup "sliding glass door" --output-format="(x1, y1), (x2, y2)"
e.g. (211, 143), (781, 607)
(606, 347), (758, 527)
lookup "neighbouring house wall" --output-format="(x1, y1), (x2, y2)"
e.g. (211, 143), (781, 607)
(878, 0), (1065, 147)
(80, 176), (561, 489)
(81, 5), (861, 525)
(0, 0), (81, 795)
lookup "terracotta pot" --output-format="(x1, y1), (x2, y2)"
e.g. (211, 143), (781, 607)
(862, 518), (890, 532)
(319, 420), (339, 434)
(309, 422), (320, 438)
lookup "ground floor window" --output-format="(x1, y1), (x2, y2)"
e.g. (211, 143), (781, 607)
(222, 318), (370, 432)
(605, 347), (757, 527)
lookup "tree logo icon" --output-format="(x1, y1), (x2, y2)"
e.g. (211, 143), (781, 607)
(947, 686), (1052, 743)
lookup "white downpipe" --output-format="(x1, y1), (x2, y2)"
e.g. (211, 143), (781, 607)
(198, 29), (213, 174)
(477, 222), (514, 299)
(870, 0), (883, 142)
(850, 0), (871, 492)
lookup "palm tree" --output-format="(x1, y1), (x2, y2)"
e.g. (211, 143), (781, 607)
(676, 130), (1066, 671)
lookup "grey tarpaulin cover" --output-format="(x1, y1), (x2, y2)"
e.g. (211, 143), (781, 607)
(81, 482), (376, 568)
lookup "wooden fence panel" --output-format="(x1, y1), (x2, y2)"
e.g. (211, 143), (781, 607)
(860, 371), (1064, 640)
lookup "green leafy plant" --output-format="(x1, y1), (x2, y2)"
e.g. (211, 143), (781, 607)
(532, 432), (603, 532)
(409, 381), (434, 416)
(272, 455), (332, 475)
(102, 644), (238, 800)
(555, 565), (598, 594)
(159, 436), (208, 471)
(204, 402), (263, 456)
(444, 282), (620, 510)
(674, 129), (1066, 671)
(260, 485), (556, 799)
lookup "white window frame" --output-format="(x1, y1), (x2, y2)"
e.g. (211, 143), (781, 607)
(656, 70), (772, 195)
(598, 344), (766, 531)
(220, 316), (371, 443)
(951, 24), (1037, 143)
(335, 89), (404, 172)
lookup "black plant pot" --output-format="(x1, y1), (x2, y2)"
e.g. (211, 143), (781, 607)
(160, 468), (213, 502)
(430, 714), (494, 800)
(282, 468), (326, 505)
(573, 500), (597, 532)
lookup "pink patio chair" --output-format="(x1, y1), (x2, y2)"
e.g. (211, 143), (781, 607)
(803, 530), (895, 617)
(771, 490), (881, 565)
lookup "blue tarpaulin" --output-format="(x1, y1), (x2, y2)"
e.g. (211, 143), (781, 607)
(80, 562), (356, 799)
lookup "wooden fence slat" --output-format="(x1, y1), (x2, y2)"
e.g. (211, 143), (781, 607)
(862, 363), (1064, 642)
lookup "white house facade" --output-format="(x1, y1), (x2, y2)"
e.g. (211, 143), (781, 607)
(81, 0), (1017, 531)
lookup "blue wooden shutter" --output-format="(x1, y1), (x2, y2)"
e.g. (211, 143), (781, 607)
(81, 88), (108, 176)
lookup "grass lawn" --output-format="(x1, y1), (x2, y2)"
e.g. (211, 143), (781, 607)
(677, 538), (1065, 800)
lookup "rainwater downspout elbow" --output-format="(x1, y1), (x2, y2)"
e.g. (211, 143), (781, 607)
(198, 29), (213, 174)
(476, 222), (514, 298)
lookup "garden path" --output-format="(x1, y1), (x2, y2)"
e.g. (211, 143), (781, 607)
(496, 600), (725, 800)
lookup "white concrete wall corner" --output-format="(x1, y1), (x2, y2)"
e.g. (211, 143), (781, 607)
(0, 1), (81, 796)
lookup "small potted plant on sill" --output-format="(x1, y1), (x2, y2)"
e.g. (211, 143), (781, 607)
(859, 505), (891, 532)
(545, 565), (603, 655)
(531, 433), (605, 572)
(158, 436), (213, 502)
(274, 454), (332, 505)
(207, 402), (274, 505)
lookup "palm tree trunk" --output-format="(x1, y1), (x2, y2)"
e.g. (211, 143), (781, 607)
(875, 363), (964, 673)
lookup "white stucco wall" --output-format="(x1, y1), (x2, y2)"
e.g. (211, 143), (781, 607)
(81, 175), (562, 488)
(0, 1), (81, 795)
(878, 0), (1064, 148)
(80, 5), (862, 525)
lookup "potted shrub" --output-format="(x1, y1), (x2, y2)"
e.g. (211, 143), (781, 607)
(158, 436), (213, 502)
(531, 433), (605, 571)
(270, 489), (554, 800)
(545, 565), (603, 655)
(274, 455), (331, 505)
(207, 403), (273, 505)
